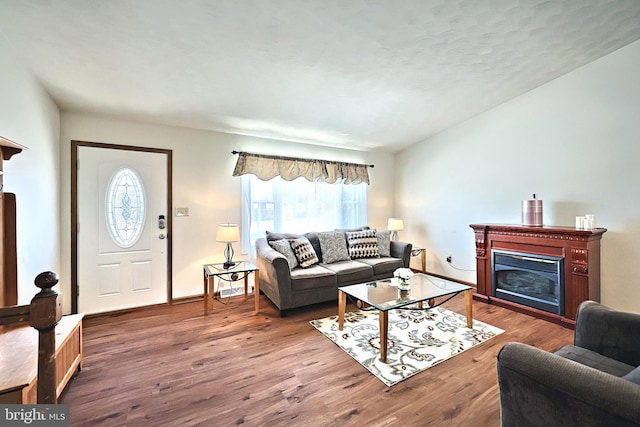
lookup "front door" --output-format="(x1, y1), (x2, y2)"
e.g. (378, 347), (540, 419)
(75, 143), (171, 314)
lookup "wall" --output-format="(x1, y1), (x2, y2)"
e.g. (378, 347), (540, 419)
(0, 40), (61, 304)
(60, 113), (395, 311)
(396, 40), (640, 314)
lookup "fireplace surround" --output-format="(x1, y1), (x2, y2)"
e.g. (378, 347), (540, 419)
(470, 224), (606, 326)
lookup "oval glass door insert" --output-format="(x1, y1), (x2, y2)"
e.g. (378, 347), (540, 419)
(105, 167), (146, 248)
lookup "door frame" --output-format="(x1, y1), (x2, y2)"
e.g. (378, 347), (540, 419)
(71, 140), (173, 314)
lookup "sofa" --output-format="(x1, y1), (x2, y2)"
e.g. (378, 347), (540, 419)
(496, 300), (640, 427)
(255, 227), (412, 316)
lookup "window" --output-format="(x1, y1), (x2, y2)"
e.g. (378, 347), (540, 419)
(105, 167), (146, 248)
(241, 174), (367, 255)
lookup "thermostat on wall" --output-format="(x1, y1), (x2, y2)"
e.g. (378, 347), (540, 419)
(175, 207), (189, 217)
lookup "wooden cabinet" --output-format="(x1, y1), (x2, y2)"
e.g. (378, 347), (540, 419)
(470, 224), (606, 327)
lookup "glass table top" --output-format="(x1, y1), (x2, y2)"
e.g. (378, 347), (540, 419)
(204, 261), (258, 276)
(339, 273), (472, 311)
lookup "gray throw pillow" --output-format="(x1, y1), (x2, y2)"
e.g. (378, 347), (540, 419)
(345, 229), (380, 259)
(269, 239), (298, 270)
(623, 366), (640, 385)
(318, 231), (350, 264)
(266, 230), (300, 242)
(376, 230), (391, 257)
(289, 237), (320, 268)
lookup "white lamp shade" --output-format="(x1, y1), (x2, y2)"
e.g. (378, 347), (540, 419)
(387, 218), (404, 231)
(216, 224), (240, 242)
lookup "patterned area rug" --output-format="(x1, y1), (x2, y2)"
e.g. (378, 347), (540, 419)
(310, 307), (504, 386)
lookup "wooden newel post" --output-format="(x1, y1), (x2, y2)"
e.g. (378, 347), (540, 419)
(30, 271), (63, 404)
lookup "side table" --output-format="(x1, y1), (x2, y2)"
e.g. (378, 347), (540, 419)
(203, 261), (259, 315)
(411, 247), (426, 272)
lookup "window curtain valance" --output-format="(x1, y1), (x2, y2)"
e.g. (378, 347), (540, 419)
(232, 151), (372, 185)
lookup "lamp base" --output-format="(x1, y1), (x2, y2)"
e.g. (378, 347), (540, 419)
(223, 242), (236, 269)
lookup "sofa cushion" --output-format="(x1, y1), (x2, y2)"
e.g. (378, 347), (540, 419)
(266, 230), (323, 261)
(623, 366), (640, 385)
(356, 257), (403, 276)
(320, 260), (372, 283)
(303, 232), (323, 261)
(289, 237), (320, 268)
(376, 230), (391, 257)
(268, 239), (298, 270)
(318, 231), (350, 264)
(554, 345), (636, 377)
(266, 231), (300, 241)
(290, 264), (337, 291)
(335, 226), (370, 232)
(345, 229), (380, 259)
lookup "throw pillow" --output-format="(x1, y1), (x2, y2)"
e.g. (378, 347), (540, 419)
(289, 237), (320, 268)
(268, 239), (298, 270)
(376, 230), (391, 257)
(335, 226), (370, 232)
(345, 229), (380, 259)
(623, 366), (640, 385)
(318, 231), (350, 264)
(266, 230), (300, 242)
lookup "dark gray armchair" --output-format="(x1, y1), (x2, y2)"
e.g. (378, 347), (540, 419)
(497, 300), (640, 427)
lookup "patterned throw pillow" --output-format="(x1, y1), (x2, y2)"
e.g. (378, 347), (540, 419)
(318, 231), (350, 264)
(346, 229), (380, 259)
(289, 237), (320, 268)
(376, 230), (391, 257)
(268, 239), (298, 270)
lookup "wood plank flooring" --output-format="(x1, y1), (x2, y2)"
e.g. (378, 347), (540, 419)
(59, 293), (573, 426)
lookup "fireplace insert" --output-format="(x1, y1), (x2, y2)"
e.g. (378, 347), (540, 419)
(491, 249), (564, 315)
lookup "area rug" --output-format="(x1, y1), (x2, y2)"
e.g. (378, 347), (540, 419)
(310, 307), (504, 386)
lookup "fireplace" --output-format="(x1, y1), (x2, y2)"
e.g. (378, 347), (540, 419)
(491, 250), (564, 315)
(470, 224), (606, 326)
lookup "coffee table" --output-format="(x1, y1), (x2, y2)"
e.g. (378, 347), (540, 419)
(338, 273), (473, 363)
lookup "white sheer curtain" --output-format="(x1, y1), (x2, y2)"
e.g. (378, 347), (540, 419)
(241, 174), (368, 258)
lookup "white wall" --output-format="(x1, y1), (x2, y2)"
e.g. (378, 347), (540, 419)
(396, 40), (640, 314)
(60, 113), (395, 311)
(0, 40), (61, 304)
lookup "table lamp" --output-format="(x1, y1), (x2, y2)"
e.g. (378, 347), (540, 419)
(216, 223), (240, 268)
(387, 218), (404, 241)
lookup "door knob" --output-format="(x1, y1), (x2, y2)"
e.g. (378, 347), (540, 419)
(159, 234), (166, 239)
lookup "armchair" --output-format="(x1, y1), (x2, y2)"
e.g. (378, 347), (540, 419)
(496, 301), (640, 427)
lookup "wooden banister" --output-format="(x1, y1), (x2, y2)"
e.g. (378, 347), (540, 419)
(0, 303), (30, 325)
(29, 271), (62, 404)
(0, 271), (62, 403)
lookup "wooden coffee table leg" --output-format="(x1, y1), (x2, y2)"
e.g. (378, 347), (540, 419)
(379, 310), (388, 363)
(465, 289), (473, 328)
(338, 290), (346, 330)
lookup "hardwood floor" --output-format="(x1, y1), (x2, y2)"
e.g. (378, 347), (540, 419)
(60, 293), (573, 426)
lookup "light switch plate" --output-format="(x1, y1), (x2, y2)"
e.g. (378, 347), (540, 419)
(175, 207), (189, 217)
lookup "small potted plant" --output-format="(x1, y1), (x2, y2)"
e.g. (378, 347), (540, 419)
(394, 267), (414, 290)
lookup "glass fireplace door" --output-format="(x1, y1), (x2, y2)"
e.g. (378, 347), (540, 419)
(491, 250), (564, 315)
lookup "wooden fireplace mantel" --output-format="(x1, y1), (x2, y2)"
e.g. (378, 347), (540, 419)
(470, 223), (607, 327)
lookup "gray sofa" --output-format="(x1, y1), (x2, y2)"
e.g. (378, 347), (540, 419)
(496, 300), (640, 427)
(255, 227), (412, 316)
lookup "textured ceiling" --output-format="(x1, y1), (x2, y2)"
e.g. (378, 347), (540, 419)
(2, 0), (640, 152)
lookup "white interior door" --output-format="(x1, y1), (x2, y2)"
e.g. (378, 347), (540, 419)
(78, 146), (168, 314)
